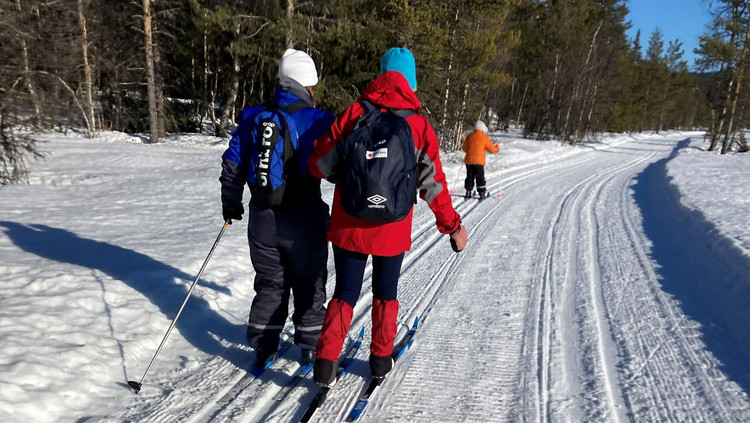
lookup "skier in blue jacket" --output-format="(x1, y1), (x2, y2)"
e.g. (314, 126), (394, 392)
(220, 49), (335, 368)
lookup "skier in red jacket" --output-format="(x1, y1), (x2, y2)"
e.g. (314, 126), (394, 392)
(308, 47), (468, 386)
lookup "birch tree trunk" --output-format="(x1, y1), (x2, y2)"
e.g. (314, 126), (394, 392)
(201, 18), (209, 132)
(77, 0), (95, 137)
(516, 81), (528, 126)
(574, 76), (597, 142)
(15, 0), (42, 125)
(727, 103), (745, 151)
(143, 0), (159, 143)
(155, 46), (166, 138)
(34, 71), (91, 132)
(721, 22), (750, 154)
(441, 51), (454, 131)
(710, 78), (732, 151)
(709, 4), (741, 151)
(545, 50), (560, 141)
(286, 0), (294, 49)
(210, 58), (219, 135)
(581, 78), (600, 141)
(451, 81), (470, 150)
(563, 19), (601, 145)
(441, 7), (460, 137)
(218, 22), (241, 138)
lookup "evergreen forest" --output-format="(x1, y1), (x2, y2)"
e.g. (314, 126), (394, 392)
(2, 0), (749, 184)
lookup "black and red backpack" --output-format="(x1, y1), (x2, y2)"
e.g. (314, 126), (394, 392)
(336, 101), (418, 223)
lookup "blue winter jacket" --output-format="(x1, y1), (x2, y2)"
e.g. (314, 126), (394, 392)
(220, 88), (335, 212)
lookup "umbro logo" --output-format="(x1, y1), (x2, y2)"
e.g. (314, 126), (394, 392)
(367, 195), (387, 209)
(367, 194), (387, 205)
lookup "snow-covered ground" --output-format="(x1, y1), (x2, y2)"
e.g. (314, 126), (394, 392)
(1, 129), (749, 422)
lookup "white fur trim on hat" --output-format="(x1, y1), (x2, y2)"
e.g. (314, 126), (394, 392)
(475, 120), (488, 133)
(279, 48), (319, 87)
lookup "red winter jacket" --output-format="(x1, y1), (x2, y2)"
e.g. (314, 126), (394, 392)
(309, 71), (461, 256)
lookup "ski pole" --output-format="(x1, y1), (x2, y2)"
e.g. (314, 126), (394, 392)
(128, 221), (230, 394)
(458, 162), (465, 190)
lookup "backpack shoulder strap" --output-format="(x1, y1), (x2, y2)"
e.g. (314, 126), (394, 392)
(350, 101), (380, 133)
(390, 108), (417, 119)
(359, 100), (377, 113)
(359, 100), (416, 119)
(279, 99), (310, 114)
(262, 102), (295, 166)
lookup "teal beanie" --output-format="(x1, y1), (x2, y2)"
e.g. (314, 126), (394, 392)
(380, 47), (417, 90)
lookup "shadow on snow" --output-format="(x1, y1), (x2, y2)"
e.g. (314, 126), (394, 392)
(0, 221), (250, 380)
(632, 139), (750, 392)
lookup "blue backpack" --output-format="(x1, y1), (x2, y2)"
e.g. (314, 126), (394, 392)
(246, 101), (308, 208)
(337, 101), (418, 222)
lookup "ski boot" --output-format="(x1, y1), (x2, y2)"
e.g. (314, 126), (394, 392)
(301, 347), (316, 365)
(369, 354), (394, 378)
(313, 358), (338, 387)
(253, 349), (278, 370)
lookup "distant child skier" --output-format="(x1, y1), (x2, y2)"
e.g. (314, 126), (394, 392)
(220, 49), (335, 369)
(462, 120), (499, 200)
(307, 47), (468, 386)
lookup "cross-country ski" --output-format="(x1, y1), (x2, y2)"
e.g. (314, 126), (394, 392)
(299, 327), (365, 422)
(345, 317), (419, 421)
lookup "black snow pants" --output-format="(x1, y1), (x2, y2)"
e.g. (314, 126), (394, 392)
(464, 164), (487, 193)
(245, 200), (329, 353)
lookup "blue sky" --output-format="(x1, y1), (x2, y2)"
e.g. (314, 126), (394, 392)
(626, 0), (714, 69)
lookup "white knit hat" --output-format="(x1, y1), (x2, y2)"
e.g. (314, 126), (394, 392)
(279, 48), (319, 87)
(475, 120), (488, 133)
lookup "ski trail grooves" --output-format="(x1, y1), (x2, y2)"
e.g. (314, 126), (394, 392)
(504, 147), (636, 422)
(610, 139), (742, 422)
(536, 139), (669, 422)
(373, 144), (610, 422)
(570, 144), (667, 422)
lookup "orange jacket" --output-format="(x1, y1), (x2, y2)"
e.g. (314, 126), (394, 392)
(462, 130), (498, 165)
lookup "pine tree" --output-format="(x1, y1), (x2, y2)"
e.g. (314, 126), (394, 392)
(695, 0), (750, 153)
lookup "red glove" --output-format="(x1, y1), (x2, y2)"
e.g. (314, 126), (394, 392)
(449, 224), (468, 252)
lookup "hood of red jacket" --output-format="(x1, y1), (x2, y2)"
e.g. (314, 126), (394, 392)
(360, 71), (422, 112)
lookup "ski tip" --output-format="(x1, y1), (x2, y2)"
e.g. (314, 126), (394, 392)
(347, 399), (369, 421)
(358, 326), (366, 337)
(127, 380), (142, 394)
(413, 316), (419, 327)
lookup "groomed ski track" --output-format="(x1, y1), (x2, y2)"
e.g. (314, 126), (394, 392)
(121, 133), (750, 422)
